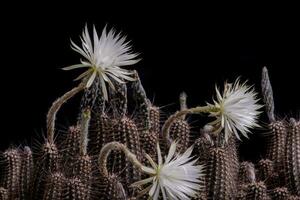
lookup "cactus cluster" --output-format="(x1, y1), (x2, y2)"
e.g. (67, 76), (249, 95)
(0, 25), (299, 200)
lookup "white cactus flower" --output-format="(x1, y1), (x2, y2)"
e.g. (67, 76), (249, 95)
(208, 80), (262, 142)
(63, 25), (140, 100)
(132, 142), (203, 200)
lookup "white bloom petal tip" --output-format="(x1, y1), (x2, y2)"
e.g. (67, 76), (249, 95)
(209, 79), (262, 142)
(133, 142), (204, 200)
(63, 24), (140, 100)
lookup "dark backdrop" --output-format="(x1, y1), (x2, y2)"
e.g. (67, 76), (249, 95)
(1, 5), (299, 162)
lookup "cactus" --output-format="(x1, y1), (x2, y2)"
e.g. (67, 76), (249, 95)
(244, 181), (269, 200)
(66, 177), (90, 200)
(107, 116), (142, 193)
(1, 148), (21, 199)
(270, 187), (290, 200)
(205, 147), (237, 199)
(1, 27), (300, 200)
(43, 172), (65, 200)
(239, 161), (256, 185)
(0, 187), (8, 200)
(285, 118), (300, 195)
(168, 92), (190, 152)
(20, 146), (33, 200)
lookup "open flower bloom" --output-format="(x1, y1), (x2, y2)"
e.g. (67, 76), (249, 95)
(63, 25), (140, 100)
(132, 142), (203, 200)
(208, 80), (262, 142)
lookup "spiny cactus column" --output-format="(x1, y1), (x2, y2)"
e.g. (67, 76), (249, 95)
(244, 181), (269, 200)
(107, 116), (142, 194)
(262, 67), (287, 186)
(20, 146), (33, 200)
(168, 92), (190, 152)
(239, 161), (256, 185)
(66, 177), (90, 200)
(0, 187), (8, 200)
(205, 147), (236, 200)
(1, 149), (21, 200)
(149, 105), (160, 134)
(131, 71), (158, 161)
(43, 172), (65, 200)
(89, 112), (111, 155)
(270, 187), (290, 200)
(285, 118), (300, 196)
(237, 164), (269, 200)
(96, 174), (126, 200)
(31, 141), (59, 200)
(257, 159), (277, 188)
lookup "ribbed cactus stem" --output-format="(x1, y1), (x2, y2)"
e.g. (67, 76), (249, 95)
(47, 83), (85, 144)
(239, 162), (256, 184)
(2, 149), (21, 199)
(110, 82), (128, 117)
(0, 187), (8, 200)
(20, 146), (33, 200)
(285, 118), (300, 195)
(245, 181), (268, 200)
(162, 105), (215, 146)
(261, 66), (275, 122)
(257, 159), (276, 187)
(79, 108), (91, 156)
(66, 177), (90, 200)
(98, 141), (144, 177)
(271, 187), (290, 200)
(266, 120), (287, 183)
(43, 172), (65, 200)
(131, 70), (150, 130)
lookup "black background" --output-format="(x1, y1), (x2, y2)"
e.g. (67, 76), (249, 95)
(1, 4), (299, 162)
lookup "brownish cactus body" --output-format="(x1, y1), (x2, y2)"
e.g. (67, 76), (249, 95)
(0, 187), (8, 200)
(31, 142), (59, 200)
(194, 132), (214, 164)
(72, 155), (92, 186)
(107, 116), (142, 194)
(169, 119), (190, 152)
(89, 113), (111, 155)
(266, 121), (287, 185)
(239, 161), (255, 185)
(205, 147), (237, 200)
(1, 148), (21, 200)
(245, 181), (269, 200)
(64, 126), (81, 159)
(66, 177), (90, 200)
(257, 159), (278, 188)
(140, 130), (157, 156)
(20, 146), (33, 200)
(96, 175), (126, 200)
(149, 106), (160, 134)
(285, 119), (300, 195)
(270, 187), (290, 200)
(43, 172), (65, 200)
